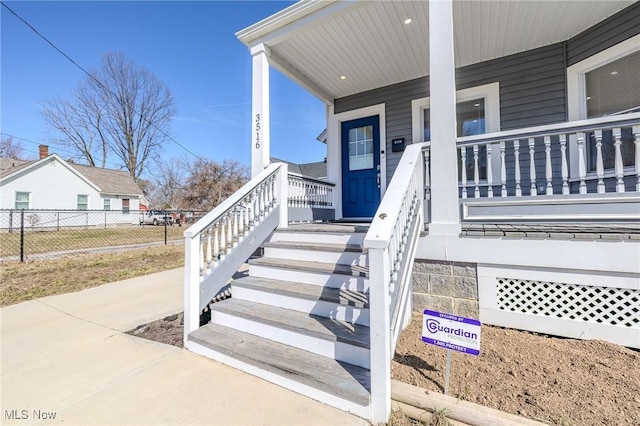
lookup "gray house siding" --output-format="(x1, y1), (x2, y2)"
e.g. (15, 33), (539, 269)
(335, 79), (425, 185)
(335, 44), (567, 187)
(566, 2), (640, 66)
(334, 2), (639, 194)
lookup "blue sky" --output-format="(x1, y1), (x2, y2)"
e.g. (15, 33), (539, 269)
(1, 0), (327, 173)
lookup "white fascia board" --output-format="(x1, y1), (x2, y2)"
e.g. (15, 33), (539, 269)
(0, 154), (102, 192)
(236, 0), (356, 48)
(267, 50), (334, 105)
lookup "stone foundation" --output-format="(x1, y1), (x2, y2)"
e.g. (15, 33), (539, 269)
(411, 259), (479, 318)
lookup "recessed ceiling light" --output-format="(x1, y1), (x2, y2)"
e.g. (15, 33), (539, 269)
(340, 75), (347, 80)
(474, 103), (480, 107)
(404, 18), (412, 25)
(610, 71), (619, 75)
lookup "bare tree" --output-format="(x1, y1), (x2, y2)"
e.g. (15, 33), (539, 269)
(180, 158), (249, 211)
(0, 136), (27, 159)
(41, 52), (175, 180)
(149, 158), (187, 209)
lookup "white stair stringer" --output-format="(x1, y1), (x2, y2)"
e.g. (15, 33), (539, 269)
(187, 224), (372, 420)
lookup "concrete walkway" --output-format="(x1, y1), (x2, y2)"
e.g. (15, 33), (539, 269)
(1, 269), (368, 425)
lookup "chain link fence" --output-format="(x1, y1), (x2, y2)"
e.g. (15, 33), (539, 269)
(0, 209), (206, 262)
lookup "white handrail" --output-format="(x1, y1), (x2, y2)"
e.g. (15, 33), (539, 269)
(364, 142), (426, 423)
(184, 163), (288, 346)
(454, 115), (639, 198)
(457, 112), (640, 145)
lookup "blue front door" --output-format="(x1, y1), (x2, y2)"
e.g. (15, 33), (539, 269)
(341, 116), (381, 218)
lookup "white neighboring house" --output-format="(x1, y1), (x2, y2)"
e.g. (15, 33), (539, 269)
(0, 146), (143, 227)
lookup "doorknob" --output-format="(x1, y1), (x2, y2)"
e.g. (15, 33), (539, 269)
(377, 172), (381, 188)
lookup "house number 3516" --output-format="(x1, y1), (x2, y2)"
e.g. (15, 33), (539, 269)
(255, 114), (261, 149)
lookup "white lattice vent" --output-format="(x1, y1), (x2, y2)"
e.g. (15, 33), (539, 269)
(496, 278), (639, 328)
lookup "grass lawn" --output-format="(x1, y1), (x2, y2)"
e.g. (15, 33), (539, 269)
(0, 244), (185, 307)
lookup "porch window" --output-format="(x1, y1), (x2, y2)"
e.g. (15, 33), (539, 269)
(15, 192), (30, 210)
(104, 198), (111, 211)
(122, 198), (130, 214)
(77, 194), (89, 210)
(348, 125), (374, 171)
(423, 98), (487, 179)
(585, 49), (639, 172)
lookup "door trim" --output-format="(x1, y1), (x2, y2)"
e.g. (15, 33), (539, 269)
(328, 103), (386, 219)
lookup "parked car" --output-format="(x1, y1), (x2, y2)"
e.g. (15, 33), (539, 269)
(139, 210), (173, 226)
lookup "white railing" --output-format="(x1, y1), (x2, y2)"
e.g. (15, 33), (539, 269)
(456, 113), (640, 198)
(364, 143), (425, 423)
(287, 173), (335, 208)
(183, 163), (288, 344)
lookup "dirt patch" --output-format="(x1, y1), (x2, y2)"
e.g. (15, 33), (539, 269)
(131, 311), (640, 426)
(127, 312), (184, 348)
(392, 313), (640, 426)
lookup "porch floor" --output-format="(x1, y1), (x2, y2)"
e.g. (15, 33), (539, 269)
(457, 222), (640, 240)
(287, 221), (640, 241)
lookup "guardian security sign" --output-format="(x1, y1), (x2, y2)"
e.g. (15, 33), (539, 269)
(422, 309), (481, 355)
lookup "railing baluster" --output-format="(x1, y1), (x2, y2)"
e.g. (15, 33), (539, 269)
(473, 145), (480, 198)
(206, 228), (212, 268)
(514, 140), (522, 197)
(199, 234), (205, 276)
(634, 125), (640, 192)
(486, 145), (493, 198)
(233, 208), (239, 246)
(219, 217), (226, 260)
(423, 148), (431, 201)
(213, 224), (219, 267)
(226, 212), (233, 252)
(595, 130), (605, 193)
(577, 132), (587, 194)
(560, 134), (569, 195)
(242, 199), (250, 237)
(529, 138), (537, 196)
(500, 141), (507, 197)
(613, 127), (625, 193)
(544, 136), (553, 195)
(460, 146), (467, 199)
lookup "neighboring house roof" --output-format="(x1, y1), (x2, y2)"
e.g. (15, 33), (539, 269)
(0, 157), (31, 179)
(70, 163), (143, 196)
(271, 157), (327, 179)
(0, 154), (143, 197)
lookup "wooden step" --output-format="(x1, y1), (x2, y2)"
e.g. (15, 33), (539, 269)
(211, 298), (370, 350)
(231, 277), (369, 327)
(209, 299), (370, 368)
(262, 241), (367, 266)
(189, 323), (371, 407)
(269, 224), (368, 245)
(248, 257), (369, 291)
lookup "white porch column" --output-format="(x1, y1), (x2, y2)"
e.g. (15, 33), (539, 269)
(251, 43), (270, 178)
(428, 0), (461, 236)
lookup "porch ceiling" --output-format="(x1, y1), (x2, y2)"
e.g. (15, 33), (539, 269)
(237, 0), (635, 103)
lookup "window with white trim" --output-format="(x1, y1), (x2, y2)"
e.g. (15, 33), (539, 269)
(77, 194), (89, 210)
(122, 198), (130, 214)
(411, 82), (500, 181)
(103, 198), (111, 211)
(585, 50), (639, 171)
(15, 192), (30, 210)
(567, 34), (640, 175)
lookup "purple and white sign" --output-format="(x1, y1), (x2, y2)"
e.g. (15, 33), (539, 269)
(422, 309), (481, 356)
